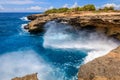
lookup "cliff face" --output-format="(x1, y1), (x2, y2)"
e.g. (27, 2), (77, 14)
(78, 46), (120, 80)
(26, 12), (120, 40)
(12, 73), (38, 80)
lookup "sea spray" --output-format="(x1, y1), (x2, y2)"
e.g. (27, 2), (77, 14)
(43, 21), (119, 63)
(18, 24), (29, 36)
(0, 49), (69, 80)
(21, 24), (28, 31)
(20, 17), (29, 21)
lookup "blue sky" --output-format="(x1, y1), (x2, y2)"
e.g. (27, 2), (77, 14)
(0, 0), (120, 12)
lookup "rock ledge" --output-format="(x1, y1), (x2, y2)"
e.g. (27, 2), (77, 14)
(78, 46), (120, 80)
(26, 12), (120, 40)
(12, 73), (38, 80)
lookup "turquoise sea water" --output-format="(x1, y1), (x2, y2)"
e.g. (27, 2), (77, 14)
(0, 13), (87, 80)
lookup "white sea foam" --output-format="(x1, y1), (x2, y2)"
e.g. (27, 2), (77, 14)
(0, 50), (67, 80)
(18, 24), (29, 36)
(20, 17), (29, 21)
(21, 24), (28, 31)
(43, 21), (119, 63)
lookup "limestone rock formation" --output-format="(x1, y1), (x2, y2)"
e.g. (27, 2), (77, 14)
(27, 14), (48, 20)
(12, 73), (38, 80)
(78, 46), (120, 80)
(26, 12), (120, 40)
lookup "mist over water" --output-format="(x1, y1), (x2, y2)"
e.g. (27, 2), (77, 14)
(0, 50), (51, 80)
(20, 17), (29, 21)
(43, 21), (119, 63)
(0, 49), (73, 80)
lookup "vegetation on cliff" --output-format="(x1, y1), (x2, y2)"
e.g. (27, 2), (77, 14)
(99, 6), (114, 11)
(45, 4), (96, 14)
(44, 4), (117, 14)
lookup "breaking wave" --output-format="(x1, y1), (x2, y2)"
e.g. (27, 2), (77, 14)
(20, 17), (29, 21)
(18, 24), (28, 36)
(43, 21), (119, 63)
(21, 24), (28, 31)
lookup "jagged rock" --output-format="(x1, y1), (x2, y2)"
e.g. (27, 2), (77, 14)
(26, 12), (120, 40)
(12, 73), (38, 80)
(24, 25), (29, 29)
(78, 46), (120, 80)
(27, 14), (48, 20)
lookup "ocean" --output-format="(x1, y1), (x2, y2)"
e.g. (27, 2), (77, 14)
(0, 13), (118, 80)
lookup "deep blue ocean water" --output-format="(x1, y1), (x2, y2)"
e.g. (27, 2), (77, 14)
(0, 13), (87, 80)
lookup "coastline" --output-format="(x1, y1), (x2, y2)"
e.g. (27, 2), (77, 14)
(12, 11), (120, 80)
(11, 46), (120, 80)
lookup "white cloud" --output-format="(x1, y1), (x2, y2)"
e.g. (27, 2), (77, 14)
(0, 0), (34, 5)
(48, 6), (54, 9)
(71, 2), (79, 8)
(103, 3), (120, 9)
(28, 6), (42, 10)
(103, 3), (116, 7)
(0, 5), (4, 10)
(0, 6), (46, 12)
(63, 4), (69, 8)
(0, 0), (47, 5)
(44, 6), (54, 11)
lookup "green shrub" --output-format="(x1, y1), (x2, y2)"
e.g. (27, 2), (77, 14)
(82, 4), (96, 11)
(57, 8), (69, 13)
(44, 4), (104, 14)
(103, 6), (114, 11)
(70, 7), (84, 12)
(68, 4), (96, 12)
(45, 8), (69, 14)
(98, 6), (114, 11)
(45, 8), (58, 14)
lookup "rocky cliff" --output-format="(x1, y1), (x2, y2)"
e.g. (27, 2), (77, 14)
(12, 73), (38, 80)
(26, 12), (120, 40)
(78, 46), (120, 80)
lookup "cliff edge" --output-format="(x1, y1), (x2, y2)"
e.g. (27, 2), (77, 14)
(26, 12), (120, 40)
(78, 46), (120, 80)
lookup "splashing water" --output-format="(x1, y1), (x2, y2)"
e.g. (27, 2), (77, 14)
(0, 49), (71, 80)
(43, 21), (119, 63)
(20, 17), (29, 21)
(0, 13), (82, 80)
